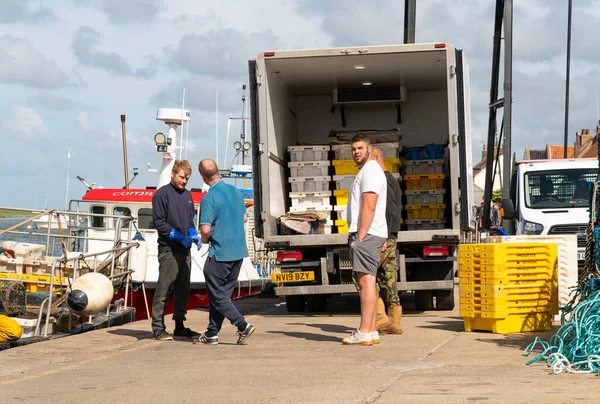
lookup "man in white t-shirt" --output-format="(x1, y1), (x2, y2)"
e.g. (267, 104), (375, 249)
(342, 134), (388, 346)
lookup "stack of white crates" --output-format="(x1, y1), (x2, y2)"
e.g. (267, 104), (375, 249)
(287, 145), (333, 234)
(330, 142), (401, 234)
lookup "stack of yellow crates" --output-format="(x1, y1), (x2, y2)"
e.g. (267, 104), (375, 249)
(458, 242), (559, 334)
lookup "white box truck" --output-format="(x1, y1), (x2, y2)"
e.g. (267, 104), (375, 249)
(504, 158), (598, 271)
(248, 43), (475, 312)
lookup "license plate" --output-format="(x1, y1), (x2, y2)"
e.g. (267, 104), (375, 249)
(272, 271), (315, 283)
(578, 252), (585, 260)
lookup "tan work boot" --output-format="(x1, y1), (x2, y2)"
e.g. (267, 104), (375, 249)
(375, 298), (392, 330)
(380, 305), (403, 335)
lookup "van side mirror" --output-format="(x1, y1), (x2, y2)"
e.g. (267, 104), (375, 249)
(500, 198), (515, 220)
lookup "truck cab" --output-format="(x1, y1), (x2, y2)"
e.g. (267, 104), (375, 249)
(510, 158), (597, 266)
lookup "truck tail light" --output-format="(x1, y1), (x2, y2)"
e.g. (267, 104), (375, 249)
(434, 43), (446, 48)
(264, 51), (276, 57)
(423, 245), (449, 257)
(277, 250), (303, 262)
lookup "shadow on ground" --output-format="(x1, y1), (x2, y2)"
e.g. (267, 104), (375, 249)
(266, 330), (342, 343)
(285, 323), (355, 333)
(416, 318), (464, 332)
(107, 329), (154, 340)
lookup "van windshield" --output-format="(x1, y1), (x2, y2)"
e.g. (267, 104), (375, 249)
(524, 169), (597, 209)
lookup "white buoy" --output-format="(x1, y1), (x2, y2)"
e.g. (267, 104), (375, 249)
(129, 240), (148, 283)
(67, 272), (113, 316)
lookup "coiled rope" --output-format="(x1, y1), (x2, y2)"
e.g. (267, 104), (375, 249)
(523, 141), (600, 374)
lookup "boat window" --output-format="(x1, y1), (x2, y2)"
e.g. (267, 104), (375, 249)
(138, 208), (154, 230)
(90, 206), (106, 228)
(113, 206), (131, 229)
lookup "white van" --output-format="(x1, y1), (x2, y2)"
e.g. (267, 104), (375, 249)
(508, 158), (597, 264)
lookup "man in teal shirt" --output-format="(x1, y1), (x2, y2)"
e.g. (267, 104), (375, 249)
(194, 159), (256, 345)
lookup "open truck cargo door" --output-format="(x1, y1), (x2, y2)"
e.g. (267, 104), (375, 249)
(248, 59), (264, 239)
(455, 49), (475, 231)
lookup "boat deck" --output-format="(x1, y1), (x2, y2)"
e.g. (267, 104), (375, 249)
(0, 290), (597, 403)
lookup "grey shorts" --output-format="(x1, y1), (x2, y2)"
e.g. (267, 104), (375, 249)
(349, 233), (386, 276)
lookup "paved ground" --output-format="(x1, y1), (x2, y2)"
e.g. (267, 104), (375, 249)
(0, 291), (596, 404)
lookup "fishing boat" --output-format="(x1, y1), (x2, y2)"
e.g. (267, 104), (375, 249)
(0, 106), (268, 348)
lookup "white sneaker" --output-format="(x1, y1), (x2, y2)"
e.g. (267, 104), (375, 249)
(370, 331), (380, 344)
(342, 330), (373, 346)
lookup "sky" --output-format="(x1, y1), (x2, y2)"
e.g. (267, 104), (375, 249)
(1, 0), (599, 209)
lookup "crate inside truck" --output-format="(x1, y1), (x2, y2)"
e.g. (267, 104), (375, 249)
(248, 43), (475, 312)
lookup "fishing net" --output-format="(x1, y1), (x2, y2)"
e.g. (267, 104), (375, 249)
(0, 281), (26, 317)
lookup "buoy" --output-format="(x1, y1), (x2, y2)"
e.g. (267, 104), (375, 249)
(67, 272), (113, 316)
(129, 233), (148, 283)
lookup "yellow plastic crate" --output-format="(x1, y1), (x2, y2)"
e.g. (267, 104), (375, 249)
(335, 220), (348, 234)
(404, 174), (444, 190)
(332, 158), (400, 175)
(333, 190), (349, 206)
(463, 312), (553, 334)
(459, 243), (557, 258)
(0, 273), (68, 292)
(459, 286), (557, 300)
(459, 291), (556, 305)
(460, 303), (558, 319)
(405, 204), (446, 220)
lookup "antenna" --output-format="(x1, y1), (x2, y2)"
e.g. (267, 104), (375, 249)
(596, 88), (599, 121)
(216, 90), (219, 165)
(180, 87), (186, 160)
(64, 144), (71, 210)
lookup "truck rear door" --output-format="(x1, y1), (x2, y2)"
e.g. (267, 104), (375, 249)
(248, 59), (263, 239)
(455, 49), (475, 231)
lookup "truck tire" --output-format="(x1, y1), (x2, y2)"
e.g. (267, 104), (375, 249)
(435, 289), (455, 311)
(414, 290), (434, 311)
(285, 295), (306, 313)
(306, 295), (327, 313)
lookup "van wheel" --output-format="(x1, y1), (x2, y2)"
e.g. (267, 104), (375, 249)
(414, 290), (434, 311)
(285, 295), (306, 313)
(436, 289), (455, 311)
(306, 295), (327, 313)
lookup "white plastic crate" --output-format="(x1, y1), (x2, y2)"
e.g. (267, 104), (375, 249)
(333, 172), (400, 190)
(404, 159), (444, 175)
(334, 205), (347, 221)
(288, 160), (330, 177)
(331, 142), (400, 160)
(289, 191), (331, 207)
(288, 145), (330, 162)
(289, 205), (333, 222)
(405, 189), (446, 205)
(288, 176), (330, 192)
(405, 219), (445, 230)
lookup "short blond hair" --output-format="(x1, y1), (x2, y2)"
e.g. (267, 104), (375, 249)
(172, 160), (192, 176)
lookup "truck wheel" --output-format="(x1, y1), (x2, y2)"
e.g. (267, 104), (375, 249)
(435, 289), (455, 311)
(414, 290), (434, 311)
(285, 295), (306, 313)
(306, 295), (327, 313)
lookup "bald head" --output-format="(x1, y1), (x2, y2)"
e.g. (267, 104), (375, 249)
(199, 159), (220, 185)
(370, 146), (387, 171)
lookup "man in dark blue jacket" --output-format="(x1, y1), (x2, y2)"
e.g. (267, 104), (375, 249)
(151, 160), (200, 341)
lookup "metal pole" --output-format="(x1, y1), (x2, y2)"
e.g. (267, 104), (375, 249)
(482, 0), (505, 229)
(564, 0), (573, 158)
(502, 0), (513, 229)
(121, 115), (130, 189)
(403, 0), (416, 44)
(241, 85), (247, 166)
(64, 145), (71, 210)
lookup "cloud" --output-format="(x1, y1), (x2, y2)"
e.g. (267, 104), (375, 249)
(0, 0), (56, 24)
(28, 92), (84, 112)
(71, 26), (133, 76)
(94, 0), (164, 25)
(71, 26), (159, 78)
(0, 34), (73, 89)
(152, 76), (244, 113)
(167, 28), (282, 79)
(0, 105), (49, 142)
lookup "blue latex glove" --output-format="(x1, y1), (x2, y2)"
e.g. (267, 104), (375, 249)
(188, 228), (202, 250)
(169, 228), (193, 248)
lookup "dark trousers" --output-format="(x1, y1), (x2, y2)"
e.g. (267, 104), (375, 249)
(151, 248), (191, 333)
(204, 256), (245, 335)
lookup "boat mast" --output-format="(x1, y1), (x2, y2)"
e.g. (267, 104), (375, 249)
(64, 144), (71, 210)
